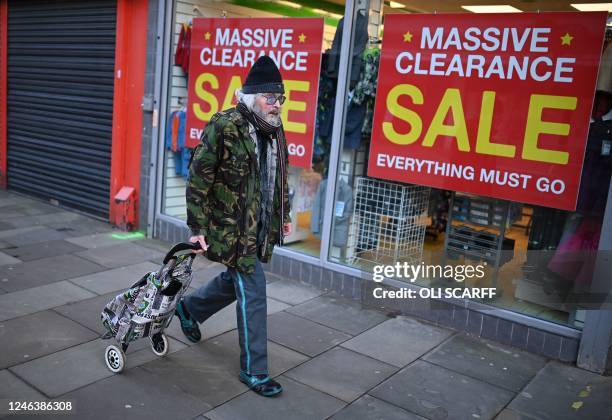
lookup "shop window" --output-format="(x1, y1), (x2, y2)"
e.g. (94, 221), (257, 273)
(327, 0), (612, 329)
(160, 0), (346, 259)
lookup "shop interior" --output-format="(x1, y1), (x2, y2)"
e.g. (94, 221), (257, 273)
(162, 0), (612, 328)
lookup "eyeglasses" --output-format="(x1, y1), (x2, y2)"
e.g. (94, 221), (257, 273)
(262, 94), (286, 105)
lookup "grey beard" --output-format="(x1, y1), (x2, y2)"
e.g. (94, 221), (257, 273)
(253, 103), (282, 127)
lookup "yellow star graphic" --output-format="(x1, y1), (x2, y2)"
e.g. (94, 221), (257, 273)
(204, 32), (211, 41)
(403, 31), (413, 42)
(298, 33), (306, 43)
(560, 32), (573, 46)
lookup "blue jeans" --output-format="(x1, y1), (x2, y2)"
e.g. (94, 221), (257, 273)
(183, 258), (268, 375)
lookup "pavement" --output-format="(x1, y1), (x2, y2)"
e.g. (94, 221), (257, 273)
(0, 189), (611, 420)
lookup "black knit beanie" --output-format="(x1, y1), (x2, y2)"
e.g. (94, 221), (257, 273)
(242, 56), (285, 94)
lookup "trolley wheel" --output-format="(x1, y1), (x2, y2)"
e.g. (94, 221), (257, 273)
(104, 345), (126, 373)
(150, 333), (169, 356)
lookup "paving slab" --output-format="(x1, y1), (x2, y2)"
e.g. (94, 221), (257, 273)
(1, 227), (69, 247)
(0, 226), (47, 240)
(508, 361), (612, 420)
(287, 294), (389, 335)
(46, 219), (116, 237)
(10, 337), (187, 398)
(0, 251), (21, 266)
(265, 297), (291, 314)
(204, 375), (346, 420)
(494, 409), (539, 419)
(59, 366), (212, 420)
(139, 330), (308, 407)
(1, 210), (85, 229)
(3, 239), (86, 262)
(66, 232), (143, 249)
(330, 394), (426, 420)
(191, 264), (228, 289)
(284, 346), (397, 402)
(266, 311), (352, 357)
(200, 329), (312, 378)
(265, 278), (324, 305)
(0, 280), (96, 322)
(0, 369), (47, 401)
(137, 334), (245, 408)
(69, 262), (160, 295)
(190, 255), (221, 272)
(0, 254), (105, 293)
(0, 197), (30, 208)
(341, 316), (454, 367)
(0, 311), (98, 369)
(53, 290), (132, 334)
(422, 334), (547, 392)
(371, 360), (515, 420)
(75, 242), (165, 269)
(0, 222), (14, 233)
(165, 297), (290, 345)
(264, 271), (284, 283)
(133, 238), (176, 253)
(0, 202), (62, 219)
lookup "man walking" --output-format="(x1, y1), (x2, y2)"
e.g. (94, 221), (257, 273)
(175, 56), (291, 397)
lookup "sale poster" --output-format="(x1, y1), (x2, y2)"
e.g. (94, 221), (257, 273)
(186, 18), (324, 168)
(368, 12), (607, 211)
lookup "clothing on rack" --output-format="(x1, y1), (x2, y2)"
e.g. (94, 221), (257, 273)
(314, 57), (337, 148)
(428, 189), (451, 233)
(352, 49), (379, 106)
(527, 207), (568, 251)
(165, 109), (191, 179)
(326, 12), (368, 84)
(343, 100), (367, 150)
(576, 116), (612, 217)
(541, 112), (611, 287)
(174, 23), (192, 75)
(547, 214), (601, 285)
(353, 48), (380, 140)
(592, 91), (612, 119)
(596, 40), (612, 93)
(310, 178), (353, 247)
(343, 49), (380, 150)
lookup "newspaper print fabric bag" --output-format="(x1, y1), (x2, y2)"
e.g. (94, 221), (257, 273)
(101, 254), (194, 344)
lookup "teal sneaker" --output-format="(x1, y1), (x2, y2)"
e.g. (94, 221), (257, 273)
(239, 371), (283, 397)
(174, 300), (201, 343)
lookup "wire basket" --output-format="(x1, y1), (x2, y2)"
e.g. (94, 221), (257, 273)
(348, 177), (430, 268)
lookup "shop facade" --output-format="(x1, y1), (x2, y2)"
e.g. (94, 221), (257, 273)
(147, 0), (612, 374)
(0, 0), (150, 228)
(1, 0), (610, 373)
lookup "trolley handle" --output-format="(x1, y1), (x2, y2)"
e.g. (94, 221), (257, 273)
(162, 242), (202, 264)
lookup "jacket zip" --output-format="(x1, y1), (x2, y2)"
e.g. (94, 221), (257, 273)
(236, 178), (247, 260)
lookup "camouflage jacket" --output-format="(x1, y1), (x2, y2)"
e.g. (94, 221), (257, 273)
(186, 108), (291, 274)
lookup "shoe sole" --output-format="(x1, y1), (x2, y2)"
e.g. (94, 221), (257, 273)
(239, 377), (283, 397)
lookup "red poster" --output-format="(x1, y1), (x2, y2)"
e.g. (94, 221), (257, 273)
(368, 12), (607, 211)
(186, 18), (324, 168)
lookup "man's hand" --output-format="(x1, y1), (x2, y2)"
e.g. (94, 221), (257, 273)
(283, 223), (292, 236)
(190, 235), (208, 254)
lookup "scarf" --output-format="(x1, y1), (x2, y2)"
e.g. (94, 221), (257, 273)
(237, 102), (288, 248)
(236, 102), (280, 134)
